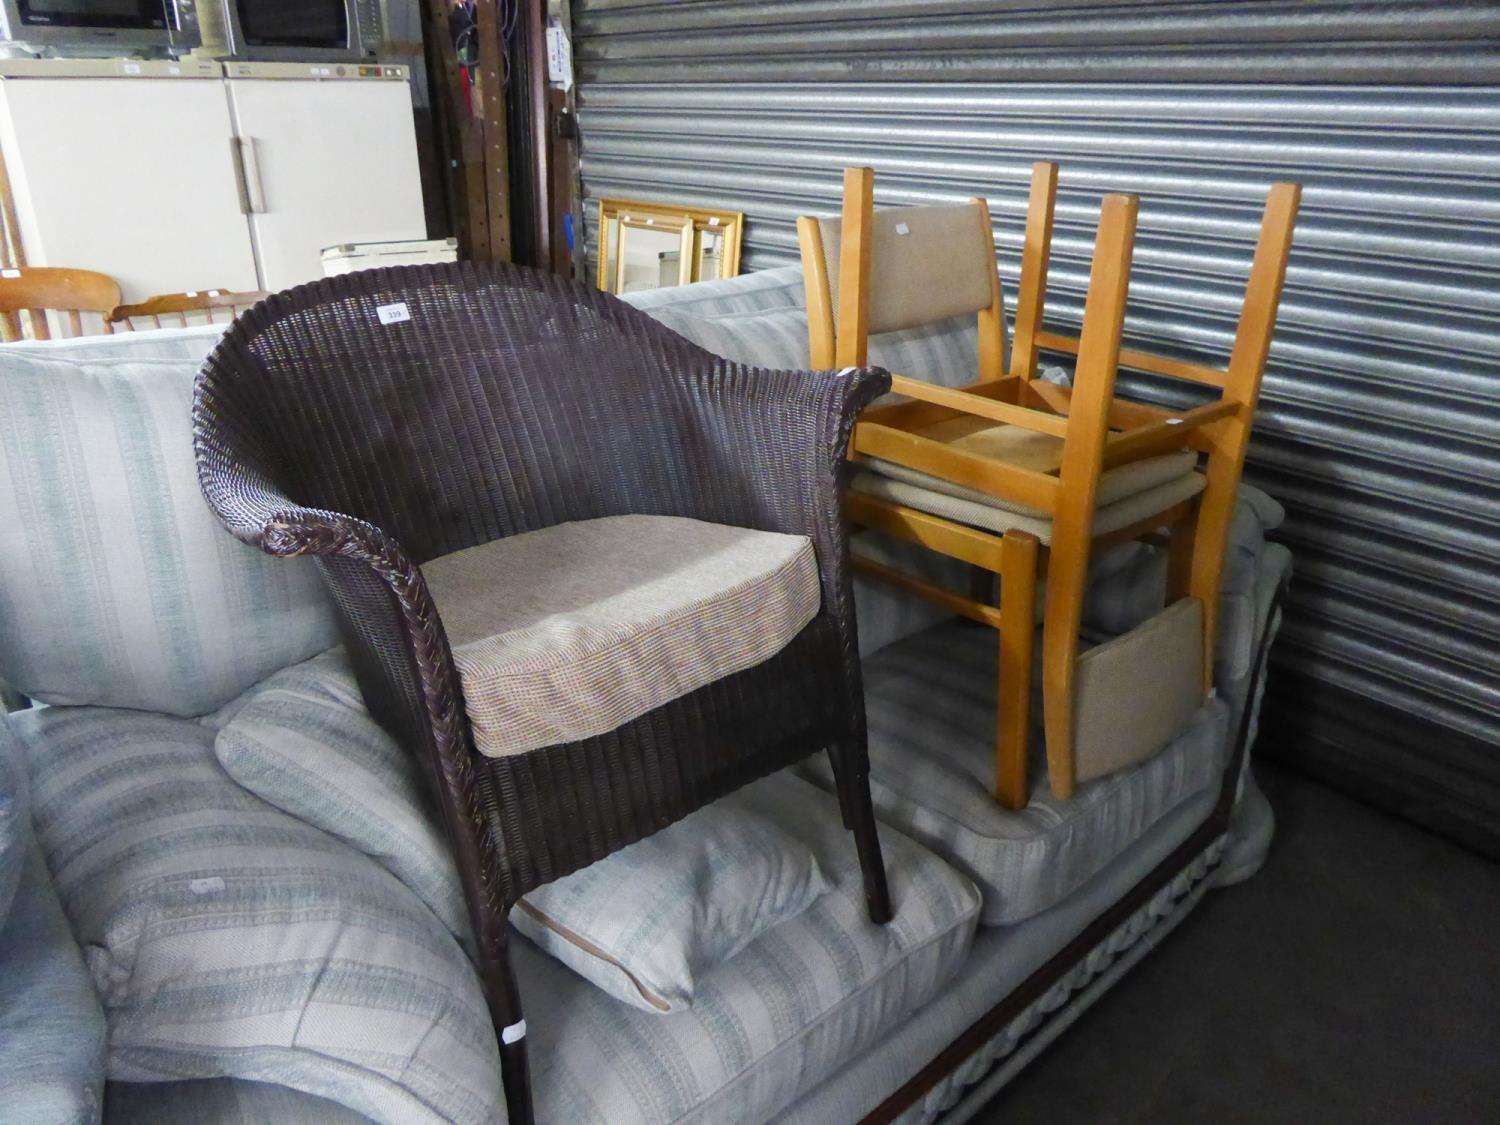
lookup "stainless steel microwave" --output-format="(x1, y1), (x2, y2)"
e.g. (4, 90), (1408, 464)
(0, 0), (200, 56)
(220, 0), (382, 62)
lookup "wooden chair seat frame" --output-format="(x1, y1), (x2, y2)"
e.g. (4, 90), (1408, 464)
(799, 163), (1299, 807)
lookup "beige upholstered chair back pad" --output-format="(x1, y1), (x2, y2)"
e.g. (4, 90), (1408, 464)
(818, 203), (996, 334)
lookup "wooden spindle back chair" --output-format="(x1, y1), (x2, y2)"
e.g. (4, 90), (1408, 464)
(0, 266), (122, 342)
(799, 164), (1299, 808)
(108, 288), (271, 332)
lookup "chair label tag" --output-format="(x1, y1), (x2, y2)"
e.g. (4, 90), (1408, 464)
(1, 269), (18, 278)
(895, 222), (911, 236)
(502, 1019), (527, 1044)
(377, 302), (412, 326)
(189, 876), (226, 895)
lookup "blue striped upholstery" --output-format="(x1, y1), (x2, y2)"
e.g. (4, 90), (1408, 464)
(0, 348), (339, 717)
(10, 706), (502, 1125)
(800, 622), (1230, 928)
(515, 774), (980, 1124)
(215, 652), (834, 1015)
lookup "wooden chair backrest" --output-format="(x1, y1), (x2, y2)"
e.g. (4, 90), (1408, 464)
(798, 166), (1006, 378)
(108, 288), (272, 331)
(1020, 162), (1302, 708)
(0, 267), (122, 342)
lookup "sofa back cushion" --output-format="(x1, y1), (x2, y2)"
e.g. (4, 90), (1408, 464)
(0, 347), (339, 717)
(14, 704), (501, 1125)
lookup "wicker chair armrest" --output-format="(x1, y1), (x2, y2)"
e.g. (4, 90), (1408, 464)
(675, 361), (891, 539)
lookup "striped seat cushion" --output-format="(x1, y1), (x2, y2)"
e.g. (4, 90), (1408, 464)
(11, 706), (502, 1125)
(421, 514), (820, 758)
(0, 345), (339, 717)
(799, 620), (1230, 927)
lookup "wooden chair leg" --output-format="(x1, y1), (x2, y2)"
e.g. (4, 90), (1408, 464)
(996, 531), (1039, 809)
(834, 738), (893, 924)
(1166, 506), (1198, 603)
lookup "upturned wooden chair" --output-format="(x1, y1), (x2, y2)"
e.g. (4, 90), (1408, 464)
(799, 164), (1299, 808)
(108, 288), (271, 331)
(194, 263), (894, 1124)
(0, 266), (121, 341)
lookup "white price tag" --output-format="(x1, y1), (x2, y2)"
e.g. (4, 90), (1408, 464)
(377, 302), (412, 326)
(708, 217), (720, 226)
(545, 21), (573, 90)
(895, 222), (911, 236)
(1, 269), (19, 278)
(189, 877), (226, 895)
(122, 62), (142, 75)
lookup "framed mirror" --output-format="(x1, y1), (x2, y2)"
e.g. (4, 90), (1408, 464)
(597, 199), (745, 295)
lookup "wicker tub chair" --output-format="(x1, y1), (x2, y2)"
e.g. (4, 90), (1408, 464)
(192, 263), (893, 1123)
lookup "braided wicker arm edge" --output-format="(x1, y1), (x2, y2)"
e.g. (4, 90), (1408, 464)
(190, 397), (522, 1041)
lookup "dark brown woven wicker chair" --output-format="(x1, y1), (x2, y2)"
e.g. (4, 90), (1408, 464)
(192, 262), (893, 1124)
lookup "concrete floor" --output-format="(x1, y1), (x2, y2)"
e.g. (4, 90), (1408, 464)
(974, 763), (1500, 1125)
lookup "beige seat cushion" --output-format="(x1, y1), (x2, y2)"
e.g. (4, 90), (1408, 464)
(854, 442), (1205, 544)
(421, 515), (821, 758)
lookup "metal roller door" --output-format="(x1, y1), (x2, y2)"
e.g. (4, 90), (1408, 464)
(570, 1), (1500, 855)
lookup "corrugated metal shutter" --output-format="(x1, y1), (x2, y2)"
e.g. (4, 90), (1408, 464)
(571, 1), (1500, 855)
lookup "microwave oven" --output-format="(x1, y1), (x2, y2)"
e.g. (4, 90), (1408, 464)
(0, 0), (200, 56)
(220, 0), (382, 62)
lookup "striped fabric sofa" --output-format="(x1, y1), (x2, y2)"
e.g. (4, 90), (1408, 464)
(0, 265), (1287, 1125)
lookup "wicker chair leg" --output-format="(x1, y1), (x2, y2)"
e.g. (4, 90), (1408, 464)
(484, 921), (535, 1125)
(836, 741), (893, 925)
(826, 745), (855, 830)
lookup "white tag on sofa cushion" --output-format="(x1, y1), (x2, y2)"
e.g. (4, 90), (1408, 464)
(376, 302), (411, 326)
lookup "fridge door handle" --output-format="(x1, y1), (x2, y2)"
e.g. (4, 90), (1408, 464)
(231, 136), (268, 215)
(229, 137), (252, 214)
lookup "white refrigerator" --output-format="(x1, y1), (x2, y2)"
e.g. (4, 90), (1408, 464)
(0, 63), (426, 302)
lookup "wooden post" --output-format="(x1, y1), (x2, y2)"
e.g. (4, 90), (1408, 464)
(1009, 161), (1059, 381)
(1041, 192), (1139, 800)
(835, 166), (874, 368)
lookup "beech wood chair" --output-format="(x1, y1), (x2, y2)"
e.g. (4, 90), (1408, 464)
(193, 262), (894, 1125)
(799, 164), (1299, 809)
(108, 287), (271, 331)
(0, 266), (122, 342)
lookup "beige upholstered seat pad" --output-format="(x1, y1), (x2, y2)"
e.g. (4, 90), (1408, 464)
(851, 456), (1205, 544)
(422, 515), (821, 758)
(917, 415), (1066, 473)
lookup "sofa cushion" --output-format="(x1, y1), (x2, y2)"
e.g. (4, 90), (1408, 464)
(209, 650), (471, 944)
(214, 651), (834, 1016)
(0, 832), (109, 1125)
(622, 264), (806, 317)
(421, 514), (820, 757)
(0, 718), (25, 925)
(12, 706), (502, 1125)
(0, 348), (339, 717)
(519, 773), (981, 1124)
(512, 778), (829, 1013)
(799, 620), (1229, 927)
